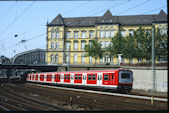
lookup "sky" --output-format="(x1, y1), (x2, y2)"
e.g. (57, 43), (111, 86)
(0, 0), (167, 58)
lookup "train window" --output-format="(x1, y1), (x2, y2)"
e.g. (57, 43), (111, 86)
(75, 75), (78, 80)
(55, 75), (57, 79)
(79, 75), (81, 80)
(88, 75), (91, 80)
(112, 74), (114, 79)
(58, 75), (60, 79)
(92, 75), (96, 80)
(121, 73), (130, 79)
(104, 75), (109, 81)
(67, 75), (70, 79)
(64, 75), (67, 79)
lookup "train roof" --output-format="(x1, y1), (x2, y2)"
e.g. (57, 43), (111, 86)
(28, 68), (132, 75)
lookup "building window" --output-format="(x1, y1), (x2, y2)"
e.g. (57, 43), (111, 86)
(110, 30), (114, 38)
(81, 41), (86, 49)
(74, 31), (79, 39)
(55, 54), (58, 62)
(56, 32), (59, 39)
(55, 42), (59, 49)
(74, 54), (77, 63)
(81, 54), (85, 63)
(99, 57), (103, 63)
(121, 30), (125, 37)
(65, 41), (71, 50)
(74, 41), (78, 50)
(89, 56), (93, 63)
(66, 54), (69, 63)
(146, 29), (151, 34)
(50, 54), (54, 63)
(51, 42), (54, 49)
(66, 31), (71, 39)
(105, 41), (109, 48)
(82, 31), (86, 38)
(89, 30), (94, 38)
(110, 56), (113, 62)
(100, 31), (104, 38)
(105, 31), (109, 38)
(105, 54), (109, 62)
(100, 41), (104, 48)
(51, 31), (54, 38)
(129, 30), (134, 36)
(160, 28), (167, 35)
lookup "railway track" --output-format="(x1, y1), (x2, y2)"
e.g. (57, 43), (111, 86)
(0, 83), (167, 110)
(0, 83), (72, 111)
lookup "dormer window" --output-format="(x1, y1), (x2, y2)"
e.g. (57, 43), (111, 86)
(137, 20), (140, 22)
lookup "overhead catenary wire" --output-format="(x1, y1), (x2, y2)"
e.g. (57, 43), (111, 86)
(0, 0), (35, 37)
(117, 0), (151, 15)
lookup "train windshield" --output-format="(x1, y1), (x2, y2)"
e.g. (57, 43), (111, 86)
(121, 73), (130, 79)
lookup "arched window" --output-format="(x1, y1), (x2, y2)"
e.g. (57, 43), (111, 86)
(66, 31), (71, 39)
(56, 31), (60, 39)
(81, 54), (85, 63)
(50, 54), (55, 63)
(81, 40), (86, 49)
(74, 54), (78, 63)
(81, 31), (86, 38)
(129, 29), (134, 36)
(55, 54), (59, 62)
(89, 30), (94, 38)
(74, 31), (79, 39)
(73, 41), (78, 50)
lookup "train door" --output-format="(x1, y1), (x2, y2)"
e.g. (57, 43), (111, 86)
(70, 73), (74, 84)
(82, 73), (87, 85)
(109, 73), (114, 85)
(35, 74), (38, 81)
(97, 73), (102, 86)
(60, 74), (64, 83)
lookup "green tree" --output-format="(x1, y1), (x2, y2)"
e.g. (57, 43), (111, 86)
(108, 32), (125, 57)
(155, 28), (168, 62)
(122, 34), (137, 63)
(84, 39), (105, 64)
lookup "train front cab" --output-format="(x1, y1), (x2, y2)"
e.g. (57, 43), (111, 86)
(117, 70), (133, 93)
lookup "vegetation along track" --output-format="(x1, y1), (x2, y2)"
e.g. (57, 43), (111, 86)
(0, 83), (167, 110)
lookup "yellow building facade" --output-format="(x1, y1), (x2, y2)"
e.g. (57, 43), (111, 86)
(46, 10), (167, 65)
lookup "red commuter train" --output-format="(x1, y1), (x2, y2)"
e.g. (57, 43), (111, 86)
(27, 69), (133, 92)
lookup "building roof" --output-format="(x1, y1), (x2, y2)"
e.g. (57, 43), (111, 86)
(47, 9), (167, 27)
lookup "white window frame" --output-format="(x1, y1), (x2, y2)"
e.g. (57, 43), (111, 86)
(74, 54), (78, 63)
(89, 30), (94, 38)
(100, 31), (104, 38)
(81, 31), (86, 38)
(74, 41), (78, 50)
(81, 54), (85, 63)
(81, 41), (86, 49)
(66, 32), (71, 39)
(74, 31), (79, 39)
(55, 42), (59, 49)
(121, 30), (125, 37)
(110, 30), (114, 38)
(51, 42), (54, 49)
(56, 32), (60, 39)
(51, 31), (55, 39)
(105, 31), (109, 38)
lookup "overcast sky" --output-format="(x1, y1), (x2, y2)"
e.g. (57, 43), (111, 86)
(0, 0), (167, 58)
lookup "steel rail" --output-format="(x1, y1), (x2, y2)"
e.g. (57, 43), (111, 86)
(0, 105), (10, 111)
(28, 83), (167, 102)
